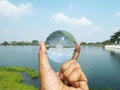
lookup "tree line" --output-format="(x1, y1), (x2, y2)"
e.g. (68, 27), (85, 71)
(0, 40), (39, 46)
(0, 29), (120, 46)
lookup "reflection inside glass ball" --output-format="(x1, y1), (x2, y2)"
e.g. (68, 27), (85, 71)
(45, 30), (76, 63)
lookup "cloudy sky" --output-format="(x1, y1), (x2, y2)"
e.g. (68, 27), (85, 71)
(0, 0), (120, 42)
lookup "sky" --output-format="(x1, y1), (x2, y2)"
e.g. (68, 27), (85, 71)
(0, 0), (120, 43)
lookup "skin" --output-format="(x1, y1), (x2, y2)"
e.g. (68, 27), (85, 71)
(38, 42), (89, 90)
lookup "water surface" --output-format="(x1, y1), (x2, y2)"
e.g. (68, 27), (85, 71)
(0, 46), (120, 89)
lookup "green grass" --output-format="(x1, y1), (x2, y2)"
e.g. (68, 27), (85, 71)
(0, 66), (39, 78)
(0, 70), (23, 83)
(0, 81), (38, 90)
(0, 66), (39, 90)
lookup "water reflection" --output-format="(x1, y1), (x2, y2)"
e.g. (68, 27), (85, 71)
(105, 48), (120, 60)
(21, 72), (40, 88)
(110, 52), (120, 60)
(104, 47), (120, 90)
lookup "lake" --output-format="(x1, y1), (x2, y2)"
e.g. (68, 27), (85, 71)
(0, 46), (120, 89)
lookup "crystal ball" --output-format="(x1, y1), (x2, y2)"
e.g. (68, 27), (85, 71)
(45, 30), (76, 63)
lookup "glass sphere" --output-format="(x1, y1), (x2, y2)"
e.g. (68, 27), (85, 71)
(45, 30), (76, 63)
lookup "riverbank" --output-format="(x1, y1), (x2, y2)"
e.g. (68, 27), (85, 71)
(0, 66), (39, 90)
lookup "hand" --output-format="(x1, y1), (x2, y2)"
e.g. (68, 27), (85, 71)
(38, 42), (89, 90)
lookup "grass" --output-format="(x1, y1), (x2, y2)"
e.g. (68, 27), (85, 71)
(0, 70), (23, 83)
(0, 81), (38, 90)
(0, 66), (39, 90)
(0, 66), (39, 78)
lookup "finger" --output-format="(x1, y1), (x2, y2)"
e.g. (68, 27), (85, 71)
(38, 42), (52, 71)
(63, 62), (80, 79)
(77, 81), (89, 90)
(79, 71), (88, 83)
(68, 68), (88, 84)
(72, 82), (79, 88)
(61, 60), (76, 73)
(74, 70), (88, 89)
(67, 68), (81, 86)
(72, 42), (80, 60)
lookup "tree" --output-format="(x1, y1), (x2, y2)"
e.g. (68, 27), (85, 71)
(11, 41), (17, 45)
(1, 41), (10, 46)
(102, 40), (110, 45)
(110, 29), (120, 43)
(80, 42), (87, 45)
(32, 40), (39, 45)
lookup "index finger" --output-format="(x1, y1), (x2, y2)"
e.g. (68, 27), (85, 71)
(72, 42), (80, 60)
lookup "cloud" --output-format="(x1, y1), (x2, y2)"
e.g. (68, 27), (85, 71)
(52, 12), (92, 26)
(0, 0), (32, 18)
(114, 12), (120, 17)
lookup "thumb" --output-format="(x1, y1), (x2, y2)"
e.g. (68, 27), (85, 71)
(38, 42), (52, 72)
